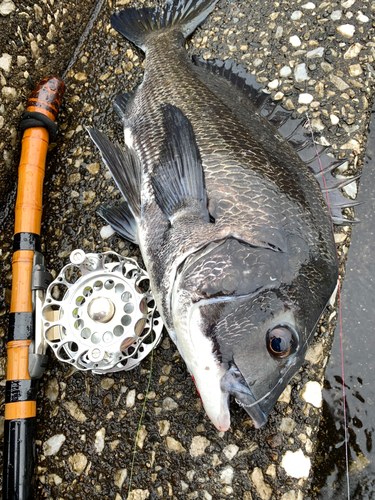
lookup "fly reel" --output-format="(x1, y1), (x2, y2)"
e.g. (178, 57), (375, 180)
(42, 250), (163, 373)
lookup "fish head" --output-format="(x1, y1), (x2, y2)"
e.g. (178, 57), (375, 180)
(172, 236), (337, 431)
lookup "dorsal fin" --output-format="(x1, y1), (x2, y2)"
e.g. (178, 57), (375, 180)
(192, 55), (358, 225)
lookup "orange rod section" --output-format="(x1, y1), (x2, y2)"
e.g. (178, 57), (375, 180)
(6, 340), (31, 381)
(14, 128), (49, 235)
(10, 251), (34, 313)
(5, 402), (36, 420)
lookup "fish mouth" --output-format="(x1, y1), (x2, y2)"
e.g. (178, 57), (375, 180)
(221, 366), (268, 429)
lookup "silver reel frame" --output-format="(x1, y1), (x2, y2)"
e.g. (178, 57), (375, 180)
(42, 250), (163, 373)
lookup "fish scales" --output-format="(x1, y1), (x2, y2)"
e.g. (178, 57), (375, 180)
(89, 0), (338, 431)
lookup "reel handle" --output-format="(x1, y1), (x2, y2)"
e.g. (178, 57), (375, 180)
(3, 76), (65, 500)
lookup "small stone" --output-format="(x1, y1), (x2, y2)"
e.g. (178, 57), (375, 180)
(17, 55), (27, 67)
(69, 453), (87, 475)
(298, 93), (313, 104)
(161, 337), (170, 349)
(294, 63), (308, 82)
(344, 43), (363, 60)
(305, 342), (324, 364)
(330, 74), (349, 91)
(126, 389), (136, 407)
(86, 162), (100, 175)
(74, 72), (87, 81)
(34, 4), (43, 21)
(181, 481), (189, 491)
(69, 173), (81, 184)
(127, 489), (150, 500)
(220, 466), (234, 485)
(0, 53), (11, 73)
(222, 486), (233, 496)
(223, 444), (239, 461)
(82, 191), (95, 204)
(281, 491), (299, 500)
(63, 401), (87, 422)
(45, 377), (59, 402)
(302, 2), (315, 8)
(301, 380), (322, 408)
(43, 434), (66, 456)
(100, 225), (115, 239)
(136, 425), (147, 449)
(284, 99), (295, 110)
(342, 180), (358, 199)
(94, 428), (105, 453)
(290, 35), (301, 47)
(250, 468), (272, 500)
(280, 66), (292, 77)
(348, 64), (362, 77)
(158, 420), (170, 436)
(166, 436), (186, 453)
(278, 385), (292, 404)
(268, 79), (279, 90)
(330, 114), (339, 125)
(311, 118), (324, 132)
(101, 377), (115, 390)
(1, 86), (17, 100)
(190, 436), (210, 457)
(253, 58), (263, 67)
(357, 11), (369, 22)
(342, 0), (356, 6)
(265, 464), (276, 478)
(280, 417), (297, 434)
(331, 11), (341, 21)
(0, 0), (15, 16)
(203, 491), (212, 500)
(291, 11), (302, 20)
(281, 449), (311, 478)
(275, 26), (283, 38)
(340, 138), (360, 151)
(321, 62), (333, 73)
(114, 468), (127, 488)
(48, 474), (62, 486)
(244, 493), (253, 500)
(162, 397), (178, 411)
(307, 47), (324, 58)
(337, 24), (355, 38)
(274, 92), (284, 100)
(30, 41), (40, 59)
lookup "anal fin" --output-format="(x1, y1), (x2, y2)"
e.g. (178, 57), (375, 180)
(97, 202), (138, 244)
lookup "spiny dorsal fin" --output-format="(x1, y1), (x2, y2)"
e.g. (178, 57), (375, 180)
(193, 55), (359, 225)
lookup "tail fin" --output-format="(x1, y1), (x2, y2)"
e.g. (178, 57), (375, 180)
(111, 0), (219, 51)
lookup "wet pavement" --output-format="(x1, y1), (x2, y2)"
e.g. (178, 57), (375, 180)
(0, 0), (374, 499)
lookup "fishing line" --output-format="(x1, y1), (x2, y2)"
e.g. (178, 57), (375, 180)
(305, 112), (351, 500)
(127, 330), (154, 499)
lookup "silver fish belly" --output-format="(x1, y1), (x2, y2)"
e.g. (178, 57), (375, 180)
(89, 0), (339, 431)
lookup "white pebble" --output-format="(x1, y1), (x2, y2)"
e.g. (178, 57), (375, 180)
(268, 79), (279, 90)
(253, 58), (263, 67)
(330, 114), (339, 125)
(274, 92), (284, 100)
(337, 24), (355, 38)
(343, 180), (358, 199)
(0, 53), (11, 73)
(294, 63), (308, 82)
(302, 2), (315, 9)
(43, 434), (66, 456)
(126, 389), (136, 407)
(114, 468), (127, 489)
(223, 444), (239, 461)
(94, 427), (106, 453)
(100, 224), (115, 239)
(289, 35), (301, 47)
(331, 10), (342, 21)
(190, 436), (210, 457)
(307, 47), (324, 58)
(282, 449), (311, 478)
(357, 11), (369, 23)
(298, 93), (313, 104)
(220, 466), (234, 485)
(280, 66), (292, 77)
(0, 0), (15, 16)
(291, 11), (302, 20)
(301, 380), (322, 408)
(342, 0), (356, 7)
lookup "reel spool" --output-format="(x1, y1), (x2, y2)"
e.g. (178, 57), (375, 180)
(42, 250), (163, 374)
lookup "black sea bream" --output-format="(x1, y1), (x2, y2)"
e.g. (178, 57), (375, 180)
(88, 0), (352, 431)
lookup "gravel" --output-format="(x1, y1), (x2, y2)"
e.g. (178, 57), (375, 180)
(0, 0), (373, 498)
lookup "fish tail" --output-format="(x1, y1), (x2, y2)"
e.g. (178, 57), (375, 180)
(111, 0), (219, 51)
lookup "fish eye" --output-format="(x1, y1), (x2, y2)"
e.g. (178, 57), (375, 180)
(266, 325), (298, 359)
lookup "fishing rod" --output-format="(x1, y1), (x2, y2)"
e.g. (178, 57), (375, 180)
(3, 76), (65, 500)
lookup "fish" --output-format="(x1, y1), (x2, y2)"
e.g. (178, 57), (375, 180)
(88, 0), (355, 431)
